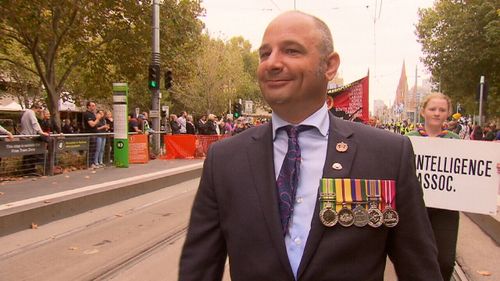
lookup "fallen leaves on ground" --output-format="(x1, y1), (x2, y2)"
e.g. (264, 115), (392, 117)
(44, 200), (51, 204)
(83, 249), (99, 255)
(477, 270), (492, 276)
(93, 240), (112, 246)
(68, 246), (79, 251)
(31, 223), (38, 229)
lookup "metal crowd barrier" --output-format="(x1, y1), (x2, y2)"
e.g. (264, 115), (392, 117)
(0, 131), (168, 179)
(0, 131), (232, 179)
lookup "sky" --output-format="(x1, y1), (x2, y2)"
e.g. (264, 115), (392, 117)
(199, 0), (436, 110)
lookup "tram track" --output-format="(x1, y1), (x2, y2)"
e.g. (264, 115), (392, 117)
(89, 225), (188, 281)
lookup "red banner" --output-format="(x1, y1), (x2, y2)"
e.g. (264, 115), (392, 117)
(162, 135), (230, 159)
(163, 135), (197, 159)
(327, 75), (369, 123)
(129, 134), (149, 164)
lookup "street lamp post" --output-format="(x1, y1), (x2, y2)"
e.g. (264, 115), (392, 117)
(412, 65), (423, 124)
(478, 76), (485, 126)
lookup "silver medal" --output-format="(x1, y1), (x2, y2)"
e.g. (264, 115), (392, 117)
(338, 204), (354, 227)
(352, 204), (369, 227)
(382, 206), (399, 227)
(320, 207), (338, 227)
(367, 201), (383, 228)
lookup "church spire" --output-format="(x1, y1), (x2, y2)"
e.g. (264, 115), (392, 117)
(394, 61), (408, 117)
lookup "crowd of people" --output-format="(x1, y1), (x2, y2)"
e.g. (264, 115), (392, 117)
(165, 111), (268, 136)
(0, 97), (497, 179)
(1, 103), (498, 150)
(366, 116), (499, 142)
(0, 101), (115, 171)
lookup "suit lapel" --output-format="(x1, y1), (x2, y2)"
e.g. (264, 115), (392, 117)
(297, 114), (357, 279)
(246, 123), (295, 279)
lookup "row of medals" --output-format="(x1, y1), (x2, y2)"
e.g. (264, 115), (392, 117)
(319, 195), (399, 228)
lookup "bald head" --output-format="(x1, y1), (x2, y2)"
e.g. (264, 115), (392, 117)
(265, 11), (334, 59)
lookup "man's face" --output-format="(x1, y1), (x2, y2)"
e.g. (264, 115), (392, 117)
(87, 103), (96, 112)
(368, 118), (376, 126)
(257, 13), (339, 113)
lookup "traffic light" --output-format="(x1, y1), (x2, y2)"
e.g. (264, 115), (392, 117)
(148, 64), (160, 90)
(165, 69), (173, 90)
(233, 102), (242, 118)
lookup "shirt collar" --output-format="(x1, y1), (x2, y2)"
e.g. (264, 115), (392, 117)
(272, 103), (330, 140)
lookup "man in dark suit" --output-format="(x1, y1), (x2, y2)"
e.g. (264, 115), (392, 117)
(179, 11), (442, 281)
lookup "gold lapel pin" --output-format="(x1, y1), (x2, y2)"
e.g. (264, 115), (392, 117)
(336, 142), (348, 152)
(332, 163), (343, 170)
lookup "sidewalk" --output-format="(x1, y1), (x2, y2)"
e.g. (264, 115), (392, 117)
(456, 210), (500, 281)
(0, 159), (204, 236)
(454, 195), (500, 281)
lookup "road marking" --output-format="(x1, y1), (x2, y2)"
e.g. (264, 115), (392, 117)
(0, 162), (203, 212)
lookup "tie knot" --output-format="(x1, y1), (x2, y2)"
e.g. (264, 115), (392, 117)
(281, 125), (312, 139)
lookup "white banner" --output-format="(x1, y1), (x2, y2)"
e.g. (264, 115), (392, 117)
(409, 137), (499, 215)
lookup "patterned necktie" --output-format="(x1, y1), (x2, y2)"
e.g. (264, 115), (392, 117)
(276, 125), (311, 235)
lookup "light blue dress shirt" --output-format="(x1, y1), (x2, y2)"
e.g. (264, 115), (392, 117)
(272, 104), (329, 279)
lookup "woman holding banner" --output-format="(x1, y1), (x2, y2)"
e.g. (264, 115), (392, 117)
(406, 92), (459, 281)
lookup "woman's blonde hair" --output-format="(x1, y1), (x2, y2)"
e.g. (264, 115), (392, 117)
(420, 92), (452, 115)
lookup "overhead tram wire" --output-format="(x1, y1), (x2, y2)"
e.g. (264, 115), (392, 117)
(268, 0), (282, 11)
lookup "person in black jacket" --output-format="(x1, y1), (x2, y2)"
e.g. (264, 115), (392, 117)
(169, 114), (181, 134)
(203, 114), (217, 135)
(61, 119), (74, 134)
(196, 115), (207, 135)
(186, 115), (196, 134)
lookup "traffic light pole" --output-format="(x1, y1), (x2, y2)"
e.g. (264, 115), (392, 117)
(151, 0), (161, 155)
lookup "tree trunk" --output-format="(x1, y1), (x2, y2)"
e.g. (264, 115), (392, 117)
(47, 90), (61, 133)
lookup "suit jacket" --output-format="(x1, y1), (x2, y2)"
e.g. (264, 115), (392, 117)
(179, 113), (442, 281)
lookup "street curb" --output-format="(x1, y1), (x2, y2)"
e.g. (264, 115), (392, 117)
(464, 212), (500, 246)
(0, 164), (202, 237)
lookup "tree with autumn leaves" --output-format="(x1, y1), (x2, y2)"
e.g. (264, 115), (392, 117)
(416, 0), (499, 120)
(0, 0), (260, 131)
